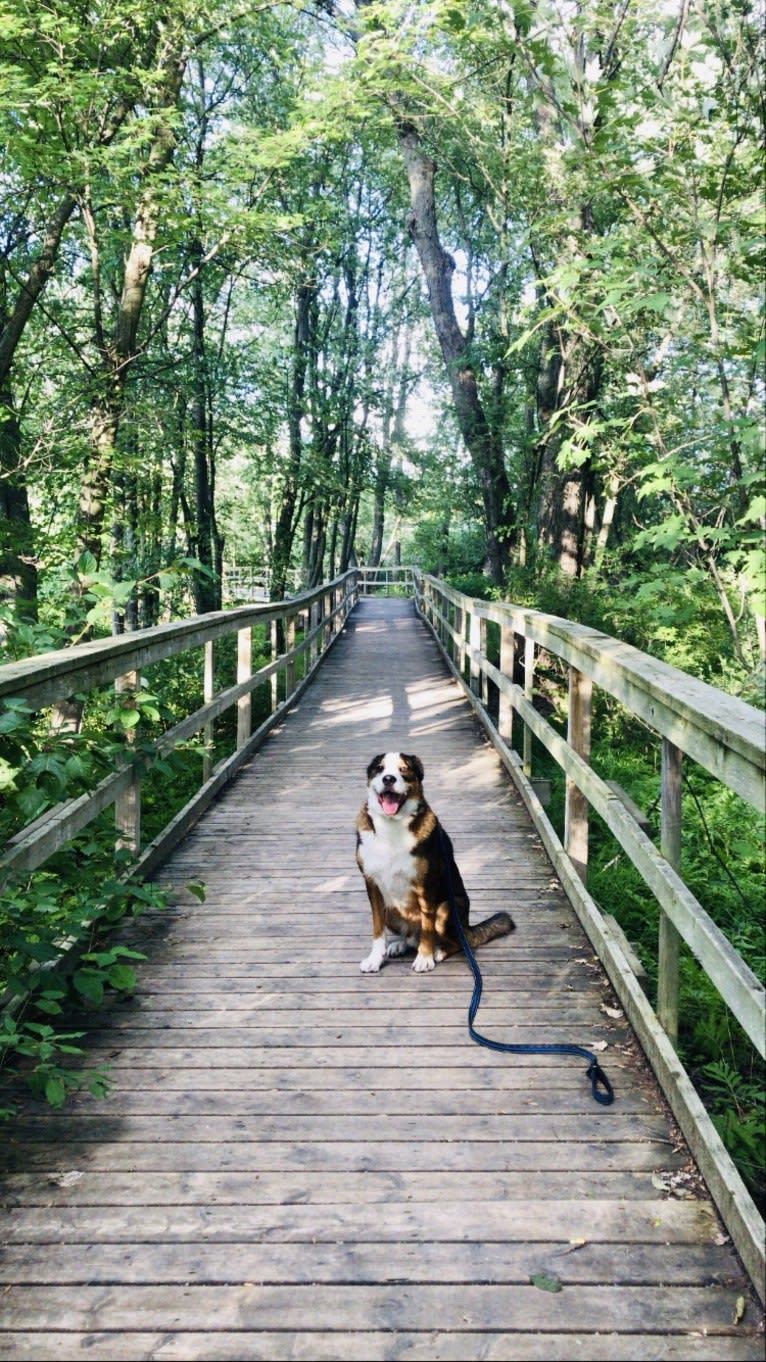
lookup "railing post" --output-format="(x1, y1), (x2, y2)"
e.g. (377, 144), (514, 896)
(658, 738), (682, 1045)
(203, 641), (214, 782)
(452, 602), (466, 675)
(286, 613), (296, 696)
(310, 599), (319, 667)
(271, 619), (279, 713)
(565, 665), (592, 883)
(115, 669), (141, 856)
(237, 626), (252, 748)
(453, 599), (463, 674)
(499, 621), (515, 744)
(523, 636), (535, 778)
(469, 609), (481, 695)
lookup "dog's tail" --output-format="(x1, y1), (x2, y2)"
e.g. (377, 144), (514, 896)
(465, 912), (515, 948)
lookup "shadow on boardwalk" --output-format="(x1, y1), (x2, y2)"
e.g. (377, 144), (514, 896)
(0, 598), (763, 1360)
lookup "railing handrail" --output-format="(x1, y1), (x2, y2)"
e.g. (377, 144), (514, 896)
(415, 574), (764, 814)
(0, 572), (360, 713)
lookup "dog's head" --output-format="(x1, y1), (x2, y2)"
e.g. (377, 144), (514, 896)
(366, 752), (424, 819)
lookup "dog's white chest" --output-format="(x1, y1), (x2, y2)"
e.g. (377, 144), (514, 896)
(358, 820), (416, 908)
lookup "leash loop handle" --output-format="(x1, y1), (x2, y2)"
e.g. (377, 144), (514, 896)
(587, 1058), (615, 1106)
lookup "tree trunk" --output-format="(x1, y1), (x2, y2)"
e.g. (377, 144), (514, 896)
(534, 318), (603, 577)
(77, 38), (186, 576)
(398, 122), (514, 584)
(0, 383), (37, 617)
(190, 248), (219, 614)
(271, 280), (313, 601)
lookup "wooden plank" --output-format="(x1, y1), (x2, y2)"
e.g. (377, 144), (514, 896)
(0, 1199), (719, 1244)
(0, 1283), (751, 1334)
(9, 1088), (655, 1116)
(0, 1333), (760, 1362)
(6, 1113), (664, 1144)
(0, 1239), (744, 1286)
(1, 1332), (761, 1361)
(0, 1140), (681, 1174)
(0, 1168), (680, 1206)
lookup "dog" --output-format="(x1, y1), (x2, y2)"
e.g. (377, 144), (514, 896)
(357, 752), (514, 973)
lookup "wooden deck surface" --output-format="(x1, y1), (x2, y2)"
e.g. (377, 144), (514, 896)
(1, 597), (763, 1360)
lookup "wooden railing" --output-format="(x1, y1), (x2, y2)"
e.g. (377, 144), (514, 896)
(356, 564), (415, 594)
(221, 566), (271, 602)
(412, 570), (765, 1301)
(0, 572), (361, 887)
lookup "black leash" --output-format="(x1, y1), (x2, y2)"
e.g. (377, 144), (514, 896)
(438, 827), (614, 1106)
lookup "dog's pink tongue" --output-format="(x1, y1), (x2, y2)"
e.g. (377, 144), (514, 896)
(380, 792), (401, 816)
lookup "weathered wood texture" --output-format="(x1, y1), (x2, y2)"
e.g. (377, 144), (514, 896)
(0, 599), (763, 1361)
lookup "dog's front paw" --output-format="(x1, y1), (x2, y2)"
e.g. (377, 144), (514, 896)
(360, 944), (386, 973)
(412, 952), (436, 973)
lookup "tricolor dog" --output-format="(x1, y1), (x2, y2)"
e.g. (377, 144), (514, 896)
(357, 752), (514, 973)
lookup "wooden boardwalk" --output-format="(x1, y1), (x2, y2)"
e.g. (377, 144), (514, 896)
(1, 597), (763, 1360)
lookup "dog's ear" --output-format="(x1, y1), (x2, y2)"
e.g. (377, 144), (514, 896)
(366, 754), (385, 781)
(403, 754), (424, 783)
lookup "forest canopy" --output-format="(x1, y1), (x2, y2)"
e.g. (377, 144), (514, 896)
(0, 0), (763, 684)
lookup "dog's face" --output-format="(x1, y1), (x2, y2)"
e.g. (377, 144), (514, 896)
(366, 751), (424, 819)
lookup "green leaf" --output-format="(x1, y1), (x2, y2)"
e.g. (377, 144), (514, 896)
(44, 1076), (67, 1108)
(76, 551), (98, 575)
(107, 964), (137, 991)
(0, 709), (28, 733)
(73, 971), (104, 1006)
(530, 1273), (563, 1292)
(35, 998), (63, 1015)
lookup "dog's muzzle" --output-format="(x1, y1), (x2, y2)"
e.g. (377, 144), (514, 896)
(377, 789), (406, 816)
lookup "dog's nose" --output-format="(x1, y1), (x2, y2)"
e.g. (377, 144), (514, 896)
(382, 774), (397, 787)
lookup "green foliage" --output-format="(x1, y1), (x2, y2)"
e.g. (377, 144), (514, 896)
(0, 841), (170, 1116)
(0, 1015), (110, 1116)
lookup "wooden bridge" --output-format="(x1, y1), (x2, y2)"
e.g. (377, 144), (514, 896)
(0, 574), (764, 1359)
